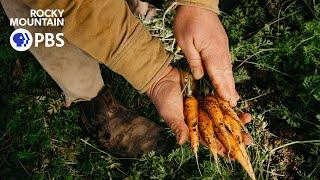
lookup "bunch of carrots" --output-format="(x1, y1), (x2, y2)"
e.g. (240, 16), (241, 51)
(181, 70), (256, 180)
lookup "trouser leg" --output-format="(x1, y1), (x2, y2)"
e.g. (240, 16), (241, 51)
(1, 0), (105, 106)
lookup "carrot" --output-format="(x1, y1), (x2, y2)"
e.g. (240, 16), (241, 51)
(203, 96), (256, 180)
(202, 96), (232, 156)
(184, 96), (199, 155)
(223, 115), (250, 177)
(198, 105), (219, 170)
(183, 96), (201, 175)
(214, 94), (247, 131)
(224, 114), (243, 144)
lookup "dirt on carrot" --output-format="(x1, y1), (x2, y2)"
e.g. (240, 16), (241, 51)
(182, 93), (256, 179)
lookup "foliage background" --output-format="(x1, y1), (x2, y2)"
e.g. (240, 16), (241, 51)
(1, 0), (319, 179)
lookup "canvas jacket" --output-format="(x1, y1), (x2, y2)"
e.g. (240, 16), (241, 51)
(22, 0), (219, 92)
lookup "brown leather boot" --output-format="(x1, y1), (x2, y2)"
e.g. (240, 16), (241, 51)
(80, 88), (171, 157)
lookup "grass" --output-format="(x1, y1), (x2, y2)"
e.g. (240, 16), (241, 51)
(1, 0), (320, 179)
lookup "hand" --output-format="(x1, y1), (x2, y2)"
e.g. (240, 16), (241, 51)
(146, 66), (189, 145)
(174, 6), (239, 106)
(146, 66), (253, 150)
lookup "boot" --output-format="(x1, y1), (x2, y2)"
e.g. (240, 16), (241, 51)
(80, 88), (171, 157)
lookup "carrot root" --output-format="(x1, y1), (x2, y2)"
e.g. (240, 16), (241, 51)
(203, 95), (256, 180)
(214, 94), (247, 132)
(184, 96), (202, 175)
(198, 106), (220, 172)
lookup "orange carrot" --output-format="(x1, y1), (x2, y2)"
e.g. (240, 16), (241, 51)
(183, 96), (201, 175)
(203, 95), (256, 180)
(198, 105), (219, 169)
(215, 94), (246, 131)
(184, 96), (199, 155)
(224, 114), (243, 144)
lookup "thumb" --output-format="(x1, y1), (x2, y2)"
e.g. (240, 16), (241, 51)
(166, 117), (189, 145)
(181, 42), (204, 80)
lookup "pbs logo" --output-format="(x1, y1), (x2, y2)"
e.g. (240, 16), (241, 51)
(10, 28), (33, 51)
(10, 28), (64, 52)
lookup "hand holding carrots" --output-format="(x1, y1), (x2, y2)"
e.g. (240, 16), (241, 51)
(146, 66), (252, 149)
(181, 70), (255, 179)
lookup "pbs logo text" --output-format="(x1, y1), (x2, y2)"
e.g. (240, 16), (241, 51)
(10, 28), (64, 51)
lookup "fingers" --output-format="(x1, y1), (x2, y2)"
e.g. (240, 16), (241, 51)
(216, 140), (227, 156)
(242, 132), (253, 145)
(204, 60), (239, 106)
(238, 113), (252, 125)
(180, 41), (204, 80)
(188, 59), (204, 80)
(239, 113), (253, 146)
(199, 137), (227, 156)
(200, 42), (239, 106)
(223, 68), (240, 107)
(167, 119), (189, 145)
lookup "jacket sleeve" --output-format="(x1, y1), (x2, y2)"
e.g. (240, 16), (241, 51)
(22, 0), (173, 93)
(175, 0), (220, 14)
